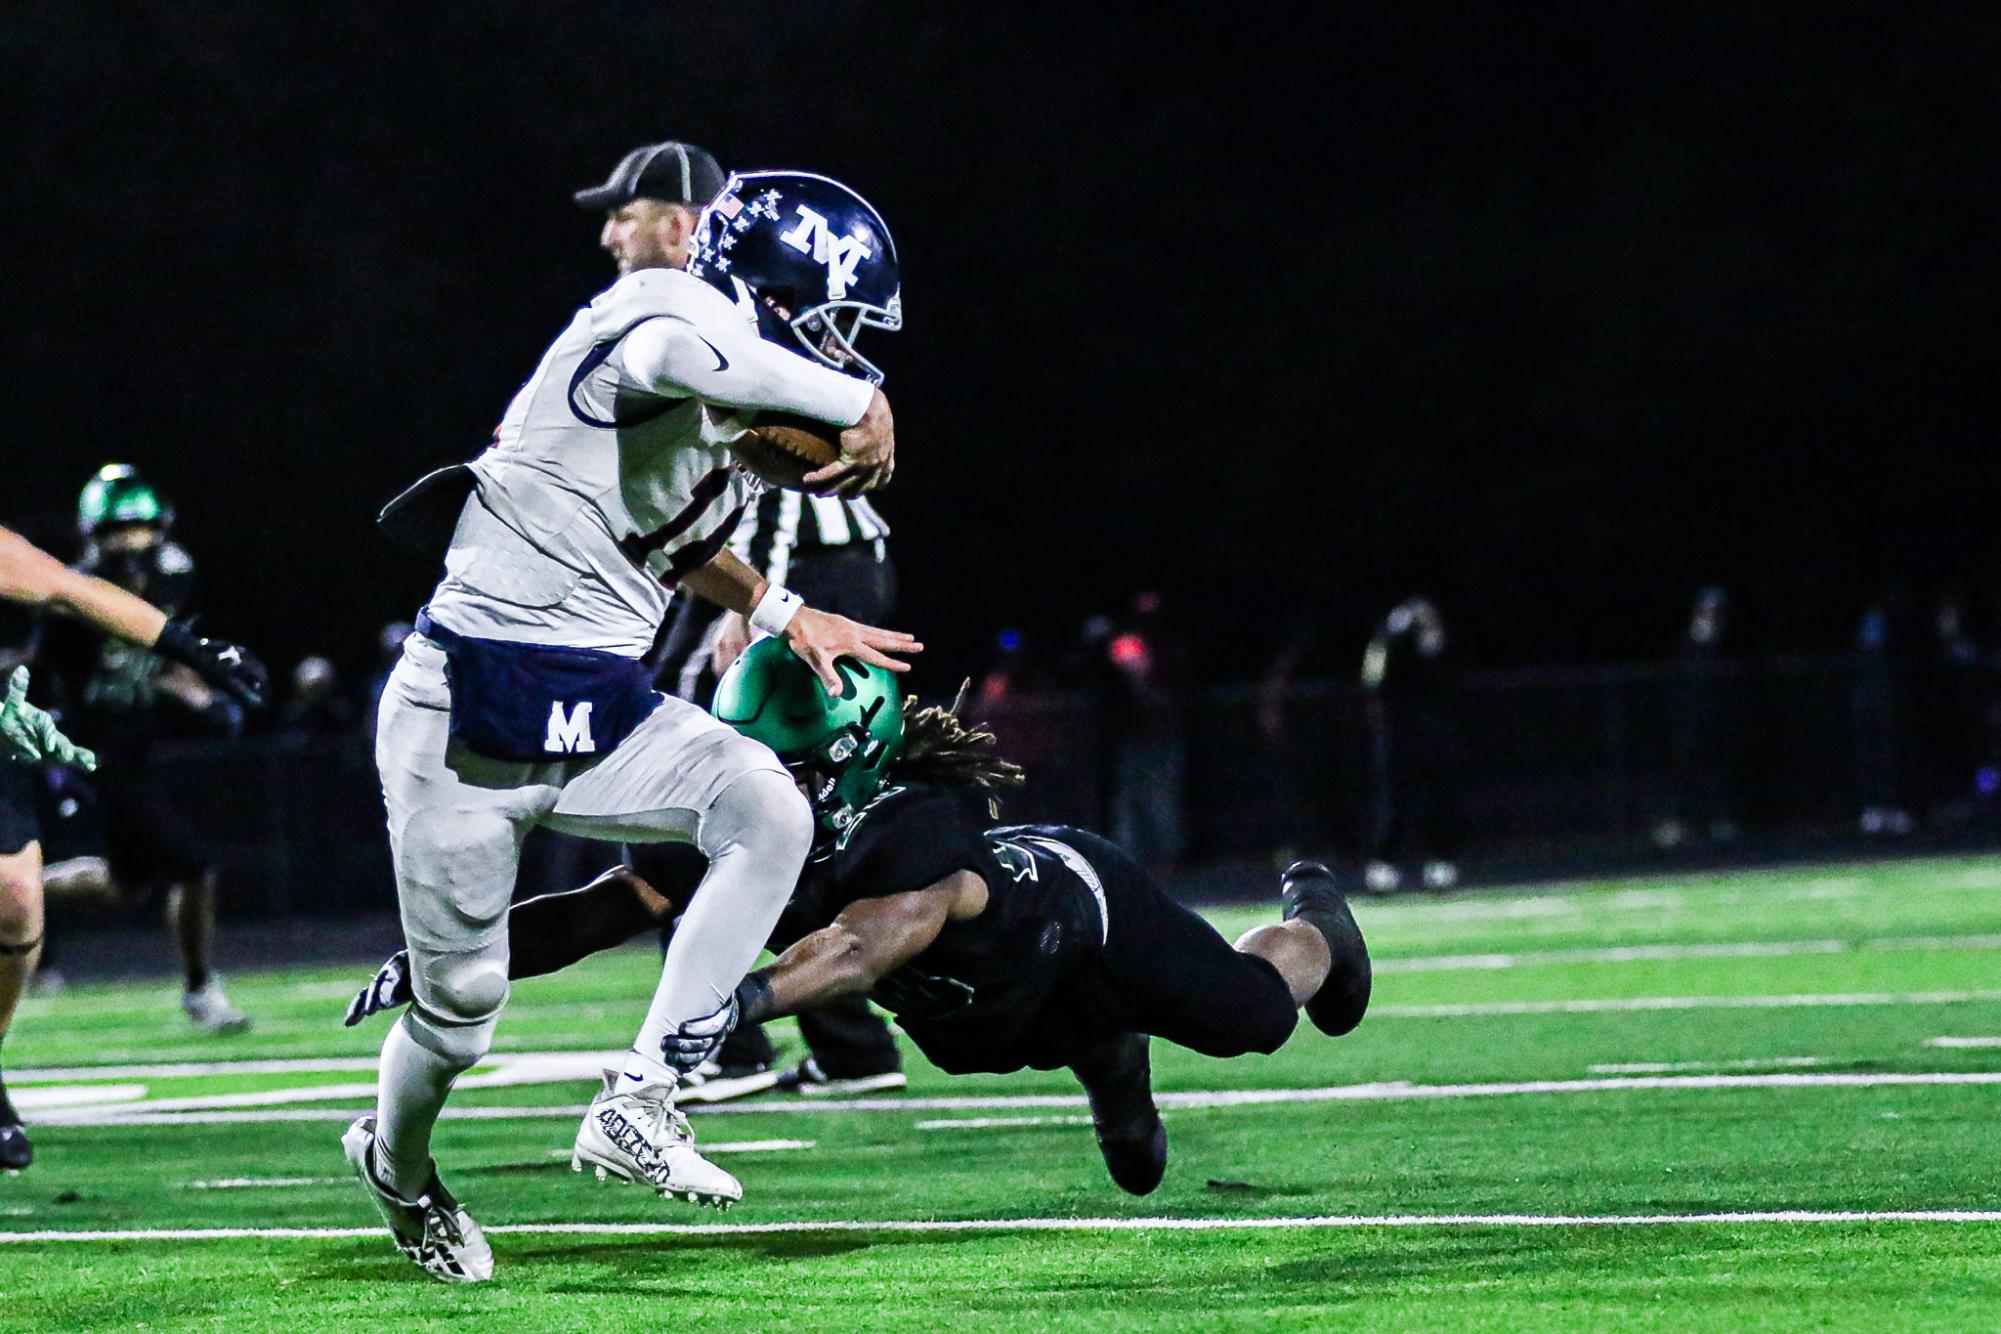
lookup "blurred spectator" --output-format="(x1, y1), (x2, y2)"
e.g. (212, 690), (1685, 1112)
(1925, 595), (1986, 821)
(278, 655), (356, 740)
(1853, 590), (1918, 836)
(1095, 593), (1191, 873)
(1655, 586), (1737, 848)
(1362, 596), (1459, 891)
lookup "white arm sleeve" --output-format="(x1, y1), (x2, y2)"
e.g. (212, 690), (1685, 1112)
(617, 315), (875, 428)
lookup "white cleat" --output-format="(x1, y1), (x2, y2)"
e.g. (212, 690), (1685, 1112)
(341, 1115), (493, 1284)
(571, 1070), (742, 1208)
(182, 980), (250, 1034)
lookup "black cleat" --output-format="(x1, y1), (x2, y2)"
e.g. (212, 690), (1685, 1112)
(1281, 860), (1372, 1037)
(1096, 1117), (1168, 1197)
(1074, 1032), (1167, 1196)
(0, 1122), (31, 1173)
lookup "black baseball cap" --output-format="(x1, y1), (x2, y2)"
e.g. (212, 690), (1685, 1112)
(573, 141), (726, 211)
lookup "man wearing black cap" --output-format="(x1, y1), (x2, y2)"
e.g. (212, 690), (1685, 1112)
(576, 140), (908, 1102)
(574, 140), (727, 276)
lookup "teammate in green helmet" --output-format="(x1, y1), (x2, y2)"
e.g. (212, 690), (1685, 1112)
(713, 638), (905, 832)
(78, 464), (171, 537)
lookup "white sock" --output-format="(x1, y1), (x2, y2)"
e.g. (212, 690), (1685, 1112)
(618, 1048), (679, 1088)
(374, 1015), (461, 1199)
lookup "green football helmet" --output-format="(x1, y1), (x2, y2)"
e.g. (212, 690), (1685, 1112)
(79, 464), (170, 537)
(713, 637), (905, 831)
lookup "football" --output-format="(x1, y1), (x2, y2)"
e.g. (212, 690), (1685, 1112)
(731, 412), (842, 489)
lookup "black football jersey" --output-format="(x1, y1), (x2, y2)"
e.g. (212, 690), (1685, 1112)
(769, 783), (1108, 1065)
(39, 540), (197, 764)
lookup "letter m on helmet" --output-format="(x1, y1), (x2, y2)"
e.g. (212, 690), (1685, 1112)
(778, 205), (871, 300)
(545, 701), (596, 754)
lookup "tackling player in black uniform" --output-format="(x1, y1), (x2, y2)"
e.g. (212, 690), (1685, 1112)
(350, 640), (1370, 1193)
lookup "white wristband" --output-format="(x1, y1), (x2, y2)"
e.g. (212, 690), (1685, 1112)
(749, 584), (805, 638)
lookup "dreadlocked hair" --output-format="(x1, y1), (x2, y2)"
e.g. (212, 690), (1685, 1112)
(896, 681), (1026, 817)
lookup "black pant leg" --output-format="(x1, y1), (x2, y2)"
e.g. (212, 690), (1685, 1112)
(1063, 829), (1298, 1059)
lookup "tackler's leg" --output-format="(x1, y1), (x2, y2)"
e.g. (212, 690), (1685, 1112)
(1069, 1030), (1167, 1196)
(1258, 860), (1372, 1036)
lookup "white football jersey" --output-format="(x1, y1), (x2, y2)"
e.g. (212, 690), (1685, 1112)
(425, 269), (870, 654)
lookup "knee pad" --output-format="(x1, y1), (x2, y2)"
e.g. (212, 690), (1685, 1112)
(404, 949), (510, 1066)
(700, 767), (813, 864)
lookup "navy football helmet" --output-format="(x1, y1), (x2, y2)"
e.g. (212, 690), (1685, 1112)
(688, 170), (902, 384)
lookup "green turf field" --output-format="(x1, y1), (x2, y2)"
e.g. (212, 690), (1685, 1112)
(7, 856), (2001, 1331)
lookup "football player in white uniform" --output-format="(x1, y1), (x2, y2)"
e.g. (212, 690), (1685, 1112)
(346, 168), (915, 1283)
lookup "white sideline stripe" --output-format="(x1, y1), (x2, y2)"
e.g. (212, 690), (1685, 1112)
(1379, 989), (2001, 1017)
(1926, 1036), (2001, 1049)
(1378, 933), (2001, 974)
(6, 1210), (2001, 1244)
(37, 1069), (2001, 1127)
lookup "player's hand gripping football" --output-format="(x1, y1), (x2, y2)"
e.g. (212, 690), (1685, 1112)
(783, 607), (922, 694)
(0, 667), (95, 770)
(155, 616), (271, 710)
(802, 387), (894, 497)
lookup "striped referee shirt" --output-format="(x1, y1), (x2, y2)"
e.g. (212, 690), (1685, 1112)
(729, 489), (890, 582)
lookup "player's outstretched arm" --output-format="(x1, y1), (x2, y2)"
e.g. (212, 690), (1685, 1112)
(0, 523), (166, 645)
(0, 524), (269, 709)
(734, 873), (978, 1023)
(680, 549), (920, 693)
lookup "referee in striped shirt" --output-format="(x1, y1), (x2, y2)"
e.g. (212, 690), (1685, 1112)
(577, 139), (906, 1097)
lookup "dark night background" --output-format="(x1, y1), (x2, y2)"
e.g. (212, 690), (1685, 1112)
(4, 4), (1996, 687)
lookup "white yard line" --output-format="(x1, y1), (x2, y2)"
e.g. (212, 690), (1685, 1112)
(1379, 989), (2001, 1017)
(36, 1069), (2001, 1127)
(5, 1210), (2001, 1244)
(6, 1050), (621, 1084)
(176, 1140), (818, 1190)
(1926, 1036), (2001, 1049)
(916, 1116), (1098, 1131)
(8, 1083), (147, 1112)
(1378, 933), (2001, 974)
(1587, 1057), (1826, 1075)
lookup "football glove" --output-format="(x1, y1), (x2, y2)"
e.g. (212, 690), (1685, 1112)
(156, 616), (270, 710)
(0, 668), (95, 771)
(659, 994), (740, 1074)
(345, 949), (414, 1027)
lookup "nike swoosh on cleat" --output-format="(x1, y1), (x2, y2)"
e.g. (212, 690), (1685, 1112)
(696, 336), (730, 372)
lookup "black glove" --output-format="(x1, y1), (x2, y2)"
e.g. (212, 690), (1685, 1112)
(345, 949), (414, 1027)
(156, 616), (270, 710)
(659, 993), (739, 1074)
